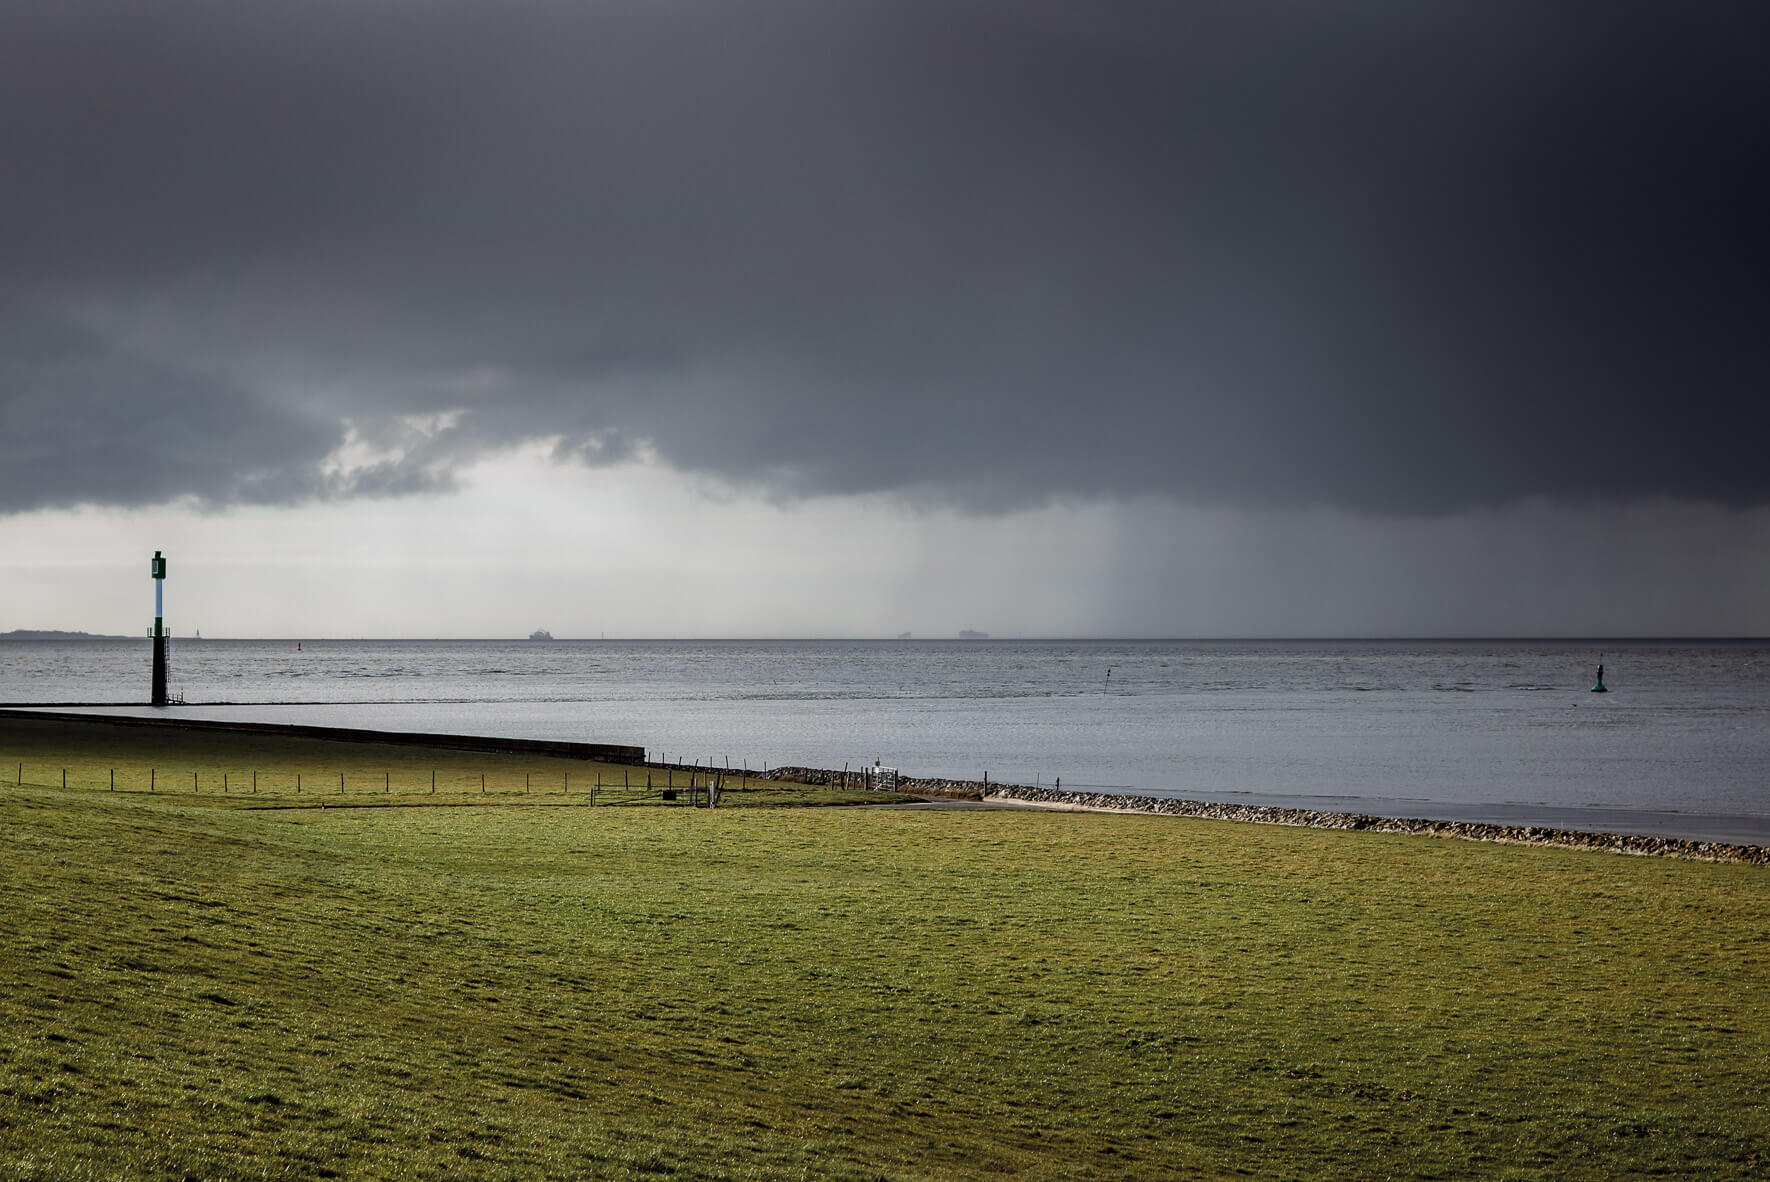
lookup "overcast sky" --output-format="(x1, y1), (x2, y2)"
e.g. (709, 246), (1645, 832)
(3, 1), (1767, 636)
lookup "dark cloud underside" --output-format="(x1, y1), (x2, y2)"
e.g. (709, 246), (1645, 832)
(2, 1), (1766, 513)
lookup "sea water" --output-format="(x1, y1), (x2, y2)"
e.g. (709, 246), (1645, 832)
(3, 638), (1766, 842)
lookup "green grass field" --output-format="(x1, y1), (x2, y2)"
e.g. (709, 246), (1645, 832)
(3, 717), (1768, 1179)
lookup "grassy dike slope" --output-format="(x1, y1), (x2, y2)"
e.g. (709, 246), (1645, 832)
(2, 773), (1768, 1176)
(0, 714), (888, 806)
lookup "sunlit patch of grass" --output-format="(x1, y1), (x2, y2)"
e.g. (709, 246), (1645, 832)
(3, 718), (1769, 1178)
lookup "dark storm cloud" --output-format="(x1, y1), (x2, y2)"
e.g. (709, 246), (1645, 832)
(1, 299), (326, 508)
(2, 1), (1765, 514)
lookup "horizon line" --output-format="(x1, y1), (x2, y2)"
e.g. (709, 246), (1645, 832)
(5, 632), (1768, 644)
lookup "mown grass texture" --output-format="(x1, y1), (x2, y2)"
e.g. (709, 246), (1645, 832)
(2, 722), (1768, 1178)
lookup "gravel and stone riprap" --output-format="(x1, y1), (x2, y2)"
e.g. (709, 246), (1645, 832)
(760, 766), (1768, 865)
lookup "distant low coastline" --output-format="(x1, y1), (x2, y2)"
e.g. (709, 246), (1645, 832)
(0, 630), (129, 641)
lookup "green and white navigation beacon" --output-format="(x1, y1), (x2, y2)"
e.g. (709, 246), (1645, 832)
(150, 550), (168, 706)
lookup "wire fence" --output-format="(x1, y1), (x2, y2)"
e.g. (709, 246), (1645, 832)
(3, 760), (746, 807)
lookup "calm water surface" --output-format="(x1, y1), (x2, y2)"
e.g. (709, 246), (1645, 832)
(3, 638), (1766, 842)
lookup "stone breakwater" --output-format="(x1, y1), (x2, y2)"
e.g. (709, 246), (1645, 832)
(765, 765), (1768, 864)
(760, 766), (988, 797)
(757, 766), (851, 786)
(982, 784), (1770, 864)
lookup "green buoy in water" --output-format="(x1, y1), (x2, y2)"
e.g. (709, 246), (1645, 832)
(1591, 663), (1607, 693)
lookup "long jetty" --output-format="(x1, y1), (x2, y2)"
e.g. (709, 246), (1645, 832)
(0, 708), (645, 764)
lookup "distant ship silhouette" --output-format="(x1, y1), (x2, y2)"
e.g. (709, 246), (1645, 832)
(530, 629), (555, 641)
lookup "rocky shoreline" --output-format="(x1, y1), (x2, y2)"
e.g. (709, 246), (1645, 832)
(761, 766), (1769, 865)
